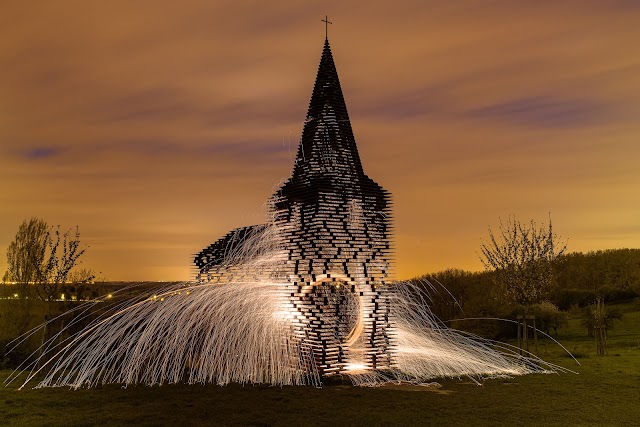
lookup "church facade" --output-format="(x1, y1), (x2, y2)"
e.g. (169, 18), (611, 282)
(195, 38), (394, 376)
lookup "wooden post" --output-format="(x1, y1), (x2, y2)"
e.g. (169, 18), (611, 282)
(516, 314), (523, 355)
(594, 298), (607, 356)
(516, 313), (538, 355)
(523, 311), (529, 353)
(532, 315), (539, 355)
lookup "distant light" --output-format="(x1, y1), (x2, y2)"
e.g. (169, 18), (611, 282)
(107, 294), (113, 299)
(61, 294), (66, 301)
(13, 293), (19, 298)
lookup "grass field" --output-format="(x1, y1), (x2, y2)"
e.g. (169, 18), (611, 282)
(2, 302), (639, 427)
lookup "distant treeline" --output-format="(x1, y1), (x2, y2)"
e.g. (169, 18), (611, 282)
(411, 248), (640, 338)
(554, 249), (640, 308)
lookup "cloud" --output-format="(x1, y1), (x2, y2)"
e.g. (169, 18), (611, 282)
(94, 87), (199, 123)
(104, 137), (290, 163)
(356, 85), (447, 121)
(463, 96), (606, 128)
(22, 147), (63, 160)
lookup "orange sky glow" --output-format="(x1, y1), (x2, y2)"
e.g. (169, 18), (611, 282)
(1, 1), (639, 281)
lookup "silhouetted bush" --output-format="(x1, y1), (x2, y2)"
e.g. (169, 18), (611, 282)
(0, 340), (32, 369)
(551, 288), (596, 310)
(595, 285), (638, 303)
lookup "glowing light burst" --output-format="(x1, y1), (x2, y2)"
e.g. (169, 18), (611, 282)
(5, 224), (569, 391)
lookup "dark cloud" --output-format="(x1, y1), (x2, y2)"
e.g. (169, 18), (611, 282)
(464, 96), (606, 128)
(106, 137), (290, 162)
(22, 147), (63, 160)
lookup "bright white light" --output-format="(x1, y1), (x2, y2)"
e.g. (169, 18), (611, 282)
(344, 363), (367, 372)
(4, 223), (568, 391)
(272, 310), (294, 320)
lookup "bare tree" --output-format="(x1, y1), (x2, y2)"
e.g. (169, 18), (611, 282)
(33, 225), (87, 303)
(4, 218), (89, 302)
(67, 268), (96, 284)
(479, 216), (566, 352)
(480, 216), (566, 306)
(4, 218), (49, 285)
(5, 219), (91, 362)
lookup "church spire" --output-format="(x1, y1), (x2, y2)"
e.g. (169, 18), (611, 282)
(292, 37), (364, 176)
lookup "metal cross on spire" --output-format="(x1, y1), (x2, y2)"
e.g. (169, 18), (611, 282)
(321, 15), (332, 39)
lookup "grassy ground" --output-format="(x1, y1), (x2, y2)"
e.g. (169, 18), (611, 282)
(1, 302), (639, 427)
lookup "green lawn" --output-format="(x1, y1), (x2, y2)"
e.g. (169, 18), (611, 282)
(2, 302), (639, 427)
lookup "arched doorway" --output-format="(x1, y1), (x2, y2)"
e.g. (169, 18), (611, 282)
(302, 274), (364, 372)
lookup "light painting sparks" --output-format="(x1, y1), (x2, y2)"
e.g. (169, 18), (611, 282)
(4, 224), (570, 390)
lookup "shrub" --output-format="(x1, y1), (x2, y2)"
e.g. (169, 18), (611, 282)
(529, 301), (568, 336)
(595, 285), (638, 303)
(581, 303), (623, 337)
(0, 340), (31, 369)
(551, 288), (596, 310)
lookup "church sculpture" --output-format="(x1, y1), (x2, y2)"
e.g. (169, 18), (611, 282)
(195, 37), (394, 375)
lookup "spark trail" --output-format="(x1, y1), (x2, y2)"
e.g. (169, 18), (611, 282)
(5, 224), (568, 390)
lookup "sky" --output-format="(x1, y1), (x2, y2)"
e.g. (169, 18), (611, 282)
(1, 1), (639, 281)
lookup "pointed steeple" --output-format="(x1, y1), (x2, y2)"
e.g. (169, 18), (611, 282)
(292, 38), (364, 177)
(306, 39), (350, 127)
